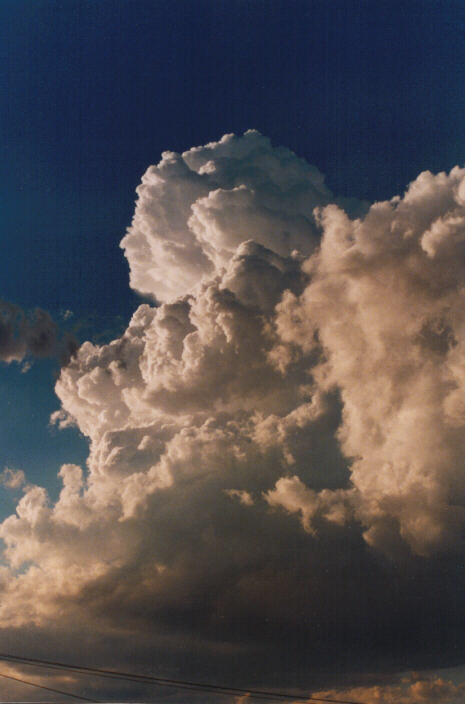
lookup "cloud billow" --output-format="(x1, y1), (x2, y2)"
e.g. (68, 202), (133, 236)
(120, 130), (331, 302)
(1, 132), (465, 697)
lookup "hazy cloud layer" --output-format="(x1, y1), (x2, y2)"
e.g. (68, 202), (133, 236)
(315, 674), (465, 704)
(1, 133), (465, 698)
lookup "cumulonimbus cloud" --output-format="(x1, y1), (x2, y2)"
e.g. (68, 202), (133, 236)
(1, 132), (465, 694)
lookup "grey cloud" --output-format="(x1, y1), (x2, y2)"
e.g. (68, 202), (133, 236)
(0, 300), (77, 367)
(0, 302), (56, 363)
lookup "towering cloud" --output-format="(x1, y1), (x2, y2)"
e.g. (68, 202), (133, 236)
(271, 166), (465, 555)
(120, 130), (331, 301)
(1, 133), (465, 698)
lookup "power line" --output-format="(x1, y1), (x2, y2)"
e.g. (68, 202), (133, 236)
(0, 668), (100, 702)
(0, 653), (365, 704)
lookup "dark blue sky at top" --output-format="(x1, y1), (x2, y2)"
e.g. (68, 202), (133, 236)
(0, 0), (464, 499)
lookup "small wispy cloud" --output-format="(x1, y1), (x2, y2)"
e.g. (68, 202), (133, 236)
(0, 467), (25, 489)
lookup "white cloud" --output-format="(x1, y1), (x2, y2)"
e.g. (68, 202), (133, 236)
(225, 489), (254, 506)
(265, 475), (352, 533)
(120, 130), (330, 302)
(273, 165), (465, 554)
(0, 134), (465, 696)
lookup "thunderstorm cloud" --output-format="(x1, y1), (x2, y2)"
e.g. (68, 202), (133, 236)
(2, 131), (465, 697)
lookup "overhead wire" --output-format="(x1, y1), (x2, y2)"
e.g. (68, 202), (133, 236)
(0, 668), (100, 702)
(0, 652), (366, 704)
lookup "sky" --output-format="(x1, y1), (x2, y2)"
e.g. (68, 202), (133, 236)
(1, 0), (465, 702)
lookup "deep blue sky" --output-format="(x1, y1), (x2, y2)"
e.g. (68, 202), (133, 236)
(1, 0), (464, 498)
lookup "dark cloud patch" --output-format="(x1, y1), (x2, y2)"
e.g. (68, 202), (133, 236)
(0, 300), (77, 367)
